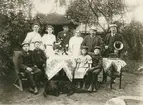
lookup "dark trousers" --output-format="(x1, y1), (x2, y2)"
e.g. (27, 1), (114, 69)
(85, 68), (101, 87)
(24, 67), (42, 87)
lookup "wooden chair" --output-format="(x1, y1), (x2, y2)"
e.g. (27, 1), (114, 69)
(13, 51), (27, 91)
(110, 63), (123, 89)
(102, 53), (123, 89)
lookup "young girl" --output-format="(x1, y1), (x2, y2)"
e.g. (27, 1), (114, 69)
(68, 30), (83, 58)
(42, 25), (56, 58)
(74, 46), (92, 89)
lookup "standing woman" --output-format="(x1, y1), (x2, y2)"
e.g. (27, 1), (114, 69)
(23, 23), (42, 51)
(42, 25), (56, 58)
(69, 30), (83, 58)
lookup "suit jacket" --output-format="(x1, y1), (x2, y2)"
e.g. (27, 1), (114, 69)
(19, 50), (33, 71)
(82, 35), (104, 53)
(104, 33), (124, 53)
(91, 54), (102, 69)
(32, 48), (47, 68)
(57, 31), (73, 47)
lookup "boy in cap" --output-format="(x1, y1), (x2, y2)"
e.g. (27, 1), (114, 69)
(85, 46), (102, 91)
(32, 41), (47, 77)
(19, 42), (42, 94)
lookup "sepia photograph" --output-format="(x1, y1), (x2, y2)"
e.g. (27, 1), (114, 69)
(0, 0), (143, 105)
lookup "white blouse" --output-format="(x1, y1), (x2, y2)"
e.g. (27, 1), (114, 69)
(23, 31), (42, 50)
(42, 34), (56, 46)
(69, 36), (83, 58)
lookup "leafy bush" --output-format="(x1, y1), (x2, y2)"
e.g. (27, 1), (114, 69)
(0, 12), (32, 55)
(121, 20), (143, 60)
(0, 12), (32, 75)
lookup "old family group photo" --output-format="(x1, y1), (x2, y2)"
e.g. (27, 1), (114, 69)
(13, 22), (126, 96)
(1, 0), (143, 105)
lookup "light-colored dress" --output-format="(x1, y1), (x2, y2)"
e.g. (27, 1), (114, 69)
(69, 36), (83, 58)
(23, 32), (42, 51)
(74, 54), (92, 79)
(42, 34), (56, 57)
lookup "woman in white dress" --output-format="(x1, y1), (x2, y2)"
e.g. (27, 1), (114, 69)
(42, 25), (56, 58)
(23, 23), (42, 51)
(69, 30), (83, 58)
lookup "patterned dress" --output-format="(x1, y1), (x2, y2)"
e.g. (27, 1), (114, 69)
(74, 54), (92, 79)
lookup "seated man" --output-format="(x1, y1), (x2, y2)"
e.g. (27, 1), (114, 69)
(19, 42), (42, 94)
(86, 46), (103, 91)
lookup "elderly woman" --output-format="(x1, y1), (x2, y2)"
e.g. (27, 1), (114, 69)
(42, 25), (56, 58)
(68, 30), (83, 58)
(23, 23), (42, 51)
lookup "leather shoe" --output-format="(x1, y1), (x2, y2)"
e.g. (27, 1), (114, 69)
(28, 87), (34, 93)
(34, 87), (39, 95)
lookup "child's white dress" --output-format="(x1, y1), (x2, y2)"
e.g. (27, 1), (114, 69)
(74, 54), (92, 79)
(68, 36), (83, 58)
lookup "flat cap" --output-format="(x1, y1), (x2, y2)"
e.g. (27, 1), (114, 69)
(94, 46), (101, 50)
(34, 41), (41, 44)
(21, 42), (30, 46)
(90, 26), (97, 31)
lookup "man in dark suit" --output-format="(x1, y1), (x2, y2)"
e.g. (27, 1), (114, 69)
(104, 24), (125, 57)
(32, 41), (47, 71)
(19, 42), (42, 94)
(81, 27), (104, 56)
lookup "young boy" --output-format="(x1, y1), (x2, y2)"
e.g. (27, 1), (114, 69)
(74, 46), (92, 89)
(32, 41), (47, 70)
(86, 46), (102, 91)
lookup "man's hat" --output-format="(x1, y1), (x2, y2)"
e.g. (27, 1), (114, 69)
(90, 26), (97, 31)
(34, 41), (41, 44)
(81, 46), (88, 50)
(94, 46), (101, 50)
(21, 42), (30, 47)
(109, 24), (117, 28)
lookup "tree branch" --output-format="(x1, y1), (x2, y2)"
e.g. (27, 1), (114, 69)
(92, 1), (110, 26)
(87, 0), (107, 32)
